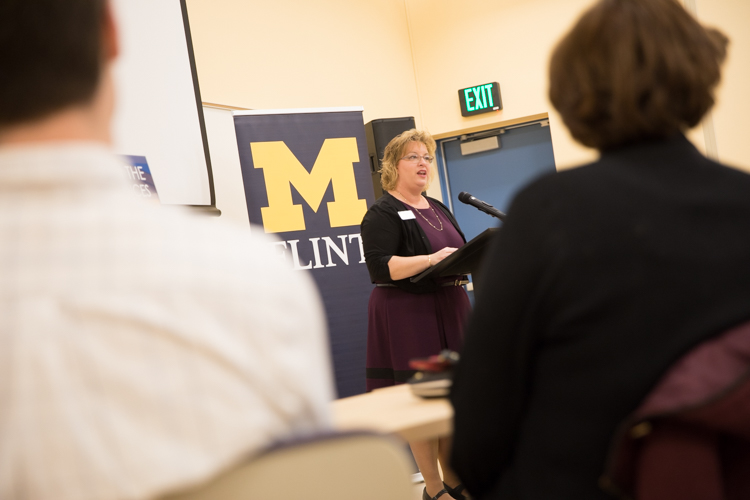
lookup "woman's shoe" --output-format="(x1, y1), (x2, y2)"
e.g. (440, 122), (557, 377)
(443, 482), (469, 500)
(423, 487), (449, 500)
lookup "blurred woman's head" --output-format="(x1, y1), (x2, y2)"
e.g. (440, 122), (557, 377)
(549, 0), (728, 151)
(380, 129), (437, 192)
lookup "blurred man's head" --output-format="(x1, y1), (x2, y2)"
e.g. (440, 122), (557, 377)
(549, 0), (728, 151)
(0, 0), (116, 139)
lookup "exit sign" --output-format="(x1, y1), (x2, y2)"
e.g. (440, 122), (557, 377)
(458, 82), (502, 117)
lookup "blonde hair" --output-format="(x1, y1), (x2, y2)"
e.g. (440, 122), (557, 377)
(379, 129), (437, 192)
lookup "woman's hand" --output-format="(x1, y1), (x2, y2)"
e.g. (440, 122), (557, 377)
(430, 247), (458, 266)
(387, 247), (458, 281)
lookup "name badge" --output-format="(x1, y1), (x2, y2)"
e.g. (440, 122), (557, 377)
(398, 210), (416, 220)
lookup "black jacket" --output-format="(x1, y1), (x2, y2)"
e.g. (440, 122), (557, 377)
(361, 192), (465, 294)
(450, 134), (750, 500)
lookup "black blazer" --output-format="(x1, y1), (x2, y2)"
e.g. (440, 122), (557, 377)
(450, 134), (750, 500)
(361, 192), (465, 294)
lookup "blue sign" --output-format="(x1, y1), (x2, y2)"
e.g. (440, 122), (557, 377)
(121, 155), (160, 202)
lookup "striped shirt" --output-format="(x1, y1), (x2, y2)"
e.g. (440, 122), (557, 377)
(0, 143), (334, 500)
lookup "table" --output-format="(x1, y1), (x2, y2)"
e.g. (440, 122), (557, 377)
(332, 384), (453, 442)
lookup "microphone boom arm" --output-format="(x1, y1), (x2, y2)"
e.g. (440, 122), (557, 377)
(458, 191), (507, 221)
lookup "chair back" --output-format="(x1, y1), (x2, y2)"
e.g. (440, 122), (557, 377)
(601, 320), (750, 500)
(160, 432), (414, 500)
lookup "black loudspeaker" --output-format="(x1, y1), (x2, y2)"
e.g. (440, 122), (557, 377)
(364, 117), (416, 199)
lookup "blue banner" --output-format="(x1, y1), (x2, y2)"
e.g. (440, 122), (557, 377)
(121, 155), (160, 202)
(233, 108), (375, 398)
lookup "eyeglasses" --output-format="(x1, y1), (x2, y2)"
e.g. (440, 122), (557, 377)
(400, 154), (434, 164)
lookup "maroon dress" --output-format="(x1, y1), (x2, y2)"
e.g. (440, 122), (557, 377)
(365, 199), (471, 391)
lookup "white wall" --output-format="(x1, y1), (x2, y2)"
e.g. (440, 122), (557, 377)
(185, 0), (421, 125)
(201, 106), (250, 228)
(186, 0), (750, 219)
(693, 0), (750, 170)
(405, 0), (598, 170)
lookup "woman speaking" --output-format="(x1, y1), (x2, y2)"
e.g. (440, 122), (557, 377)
(361, 129), (470, 500)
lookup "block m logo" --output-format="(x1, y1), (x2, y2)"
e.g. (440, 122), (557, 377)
(250, 138), (368, 233)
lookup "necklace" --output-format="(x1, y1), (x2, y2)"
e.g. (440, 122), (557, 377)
(414, 204), (444, 231)
(396, 190), (443, 232)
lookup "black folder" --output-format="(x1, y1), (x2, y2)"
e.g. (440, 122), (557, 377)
(410, 227), (499, 284)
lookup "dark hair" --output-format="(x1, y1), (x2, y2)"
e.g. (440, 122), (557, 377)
(549, 0), (728, 150)
(0, 0), (106, 127)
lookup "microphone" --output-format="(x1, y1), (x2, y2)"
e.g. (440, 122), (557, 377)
(458, 192), (506, 221)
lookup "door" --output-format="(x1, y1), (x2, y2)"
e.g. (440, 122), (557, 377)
(437, 119), (556, 242)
